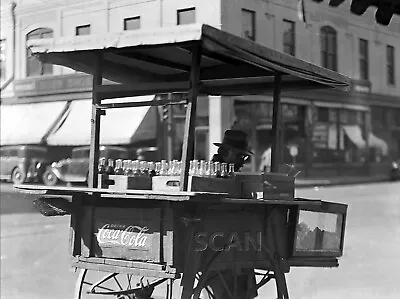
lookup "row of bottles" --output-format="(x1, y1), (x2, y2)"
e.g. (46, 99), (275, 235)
(98, 158), (235, 178)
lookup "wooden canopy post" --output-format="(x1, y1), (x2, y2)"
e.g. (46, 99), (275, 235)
(180, 46), (201, 191)
(271, 73), (282, 173)
(88, 52), (103, 188)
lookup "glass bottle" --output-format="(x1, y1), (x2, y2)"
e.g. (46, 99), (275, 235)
(176, 161), (182, 176)
(132, 160), (141, 176)
(220, 163), (228, 178)
(228, 163), (236, 178)
(105, 159), (115, 175)
(124, 160), (133, 176)
(168, 160), (175, 176)
(148, 162), (156, 177)
(192, 160), (199, 176)
(199, 160), (206, 177)
(160, 160), (168, 176)
(140, 161), (149, 176)
(114, 159), (124, 175)
(205, 161), (212, 177)
(155, 162), (161, 176)
(188, 160), (194, 176)
(98, 157), (106, 175)
(213, 162), (221, 178)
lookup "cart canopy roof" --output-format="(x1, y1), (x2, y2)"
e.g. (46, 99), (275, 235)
(29, 24), (351, 96)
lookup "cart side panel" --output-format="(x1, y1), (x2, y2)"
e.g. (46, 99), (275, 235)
(76, 206), (163, 262)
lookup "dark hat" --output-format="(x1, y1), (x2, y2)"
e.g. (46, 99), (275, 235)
(213, 130), (253, 155)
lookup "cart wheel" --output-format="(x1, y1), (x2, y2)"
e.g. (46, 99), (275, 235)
(74, 269), (168, 299)
(193, 269), (258, 299)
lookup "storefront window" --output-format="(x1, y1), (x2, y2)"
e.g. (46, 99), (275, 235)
(234, 100), (306, 171)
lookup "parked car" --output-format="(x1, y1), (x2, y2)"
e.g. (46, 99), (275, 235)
(389, 159), (400, 181)
(0, 145), (50, 185)
(42, 146), (129, 186)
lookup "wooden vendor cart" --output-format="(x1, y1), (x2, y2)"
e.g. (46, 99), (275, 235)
(16, 24), (351, 299)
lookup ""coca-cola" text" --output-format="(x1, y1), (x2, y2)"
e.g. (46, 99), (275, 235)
(96, 224), (149, 248)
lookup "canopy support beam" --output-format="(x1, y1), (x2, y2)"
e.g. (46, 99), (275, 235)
(180, 46), (201, 192)
(88, 53), (103, 188)
(271, 73), (282, 173)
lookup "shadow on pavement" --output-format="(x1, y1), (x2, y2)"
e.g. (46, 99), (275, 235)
(0, 183), (41, 215)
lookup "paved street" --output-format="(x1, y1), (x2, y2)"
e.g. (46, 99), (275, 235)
(1, 181), (399, 299)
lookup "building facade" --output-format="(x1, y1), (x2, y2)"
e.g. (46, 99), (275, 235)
(1, 0), (399, 176)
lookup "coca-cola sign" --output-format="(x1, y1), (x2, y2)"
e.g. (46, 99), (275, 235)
(96, 224), (149, 248)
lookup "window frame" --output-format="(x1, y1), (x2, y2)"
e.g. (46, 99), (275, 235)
(0, 39), (6, 80)
(359, 38), (369, 81)
(26, 28), (54, 77)
(387, 45), (395, 85)
(177, 7), (196, 25)
(320, 26), (338, 71)
(124, 16), (141, 31)
(75, 24), (91, 36)
(283, 19), (296, 56)
(241, 8), (256, 41)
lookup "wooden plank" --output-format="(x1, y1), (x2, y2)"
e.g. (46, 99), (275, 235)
(88, 53), (103, 188)
(81, 206), (94, 257)
(180, 46), (201, 191)
(271, 73), (282, 173)
(111, 51), (191, 72)
(94, 81), (190, 99)
(71, 260), (180, 278)
(97, 97), (187, 109)
(14, 184), (227, 197)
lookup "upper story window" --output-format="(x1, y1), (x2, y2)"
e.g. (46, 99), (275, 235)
(0, 39), (5, 81)
(359, 39), (369, 80)
(283, 19), (295, 56)
(242, 9), (256, 41)
(177, 8), (196, 25)
(124, 16), (141, 30)
(320, 26), (337, 71)
(387, 45), (395, 85)
(76, 24), (91, 36)
(26, 28), (53, 77)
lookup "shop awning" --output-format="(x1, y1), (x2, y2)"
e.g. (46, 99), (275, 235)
(368, 133), (389, 156)
(0, 101), (69, 145)
(47, 96), (157, 146)
(342, 125), (366, 149)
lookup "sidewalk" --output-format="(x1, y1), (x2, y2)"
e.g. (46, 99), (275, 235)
(295, 174), (390, 188)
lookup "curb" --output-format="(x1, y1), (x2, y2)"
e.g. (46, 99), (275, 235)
(295, 177), (390, 188)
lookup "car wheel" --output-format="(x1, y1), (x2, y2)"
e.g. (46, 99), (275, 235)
(11, 168), (26, 185)
(42, 170), (58, 186)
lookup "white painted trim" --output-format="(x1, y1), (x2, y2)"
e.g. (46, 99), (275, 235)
(313, 101), (370, 111)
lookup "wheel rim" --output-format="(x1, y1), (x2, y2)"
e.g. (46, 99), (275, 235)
(12, 168), (25, 184)
(74, 269), (168, 299)
(44, 171), (57, 185)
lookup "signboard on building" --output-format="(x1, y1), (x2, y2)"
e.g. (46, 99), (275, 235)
(14, 73), (95, 97)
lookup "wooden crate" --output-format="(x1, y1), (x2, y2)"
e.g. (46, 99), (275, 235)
(98, 174), (152, 191)
(152, 175), (240, 197)
(263, 173), (294, 200)
(234, 172), (294, 200)
(72, 204), (179, 266)
(234, 173), (263, 199)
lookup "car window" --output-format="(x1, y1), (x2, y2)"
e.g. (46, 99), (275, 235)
(8, 149), (18, 157)
(26, 149), (47, 158)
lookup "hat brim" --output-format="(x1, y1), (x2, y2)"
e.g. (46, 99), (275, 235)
(213, 142), (254, 155)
